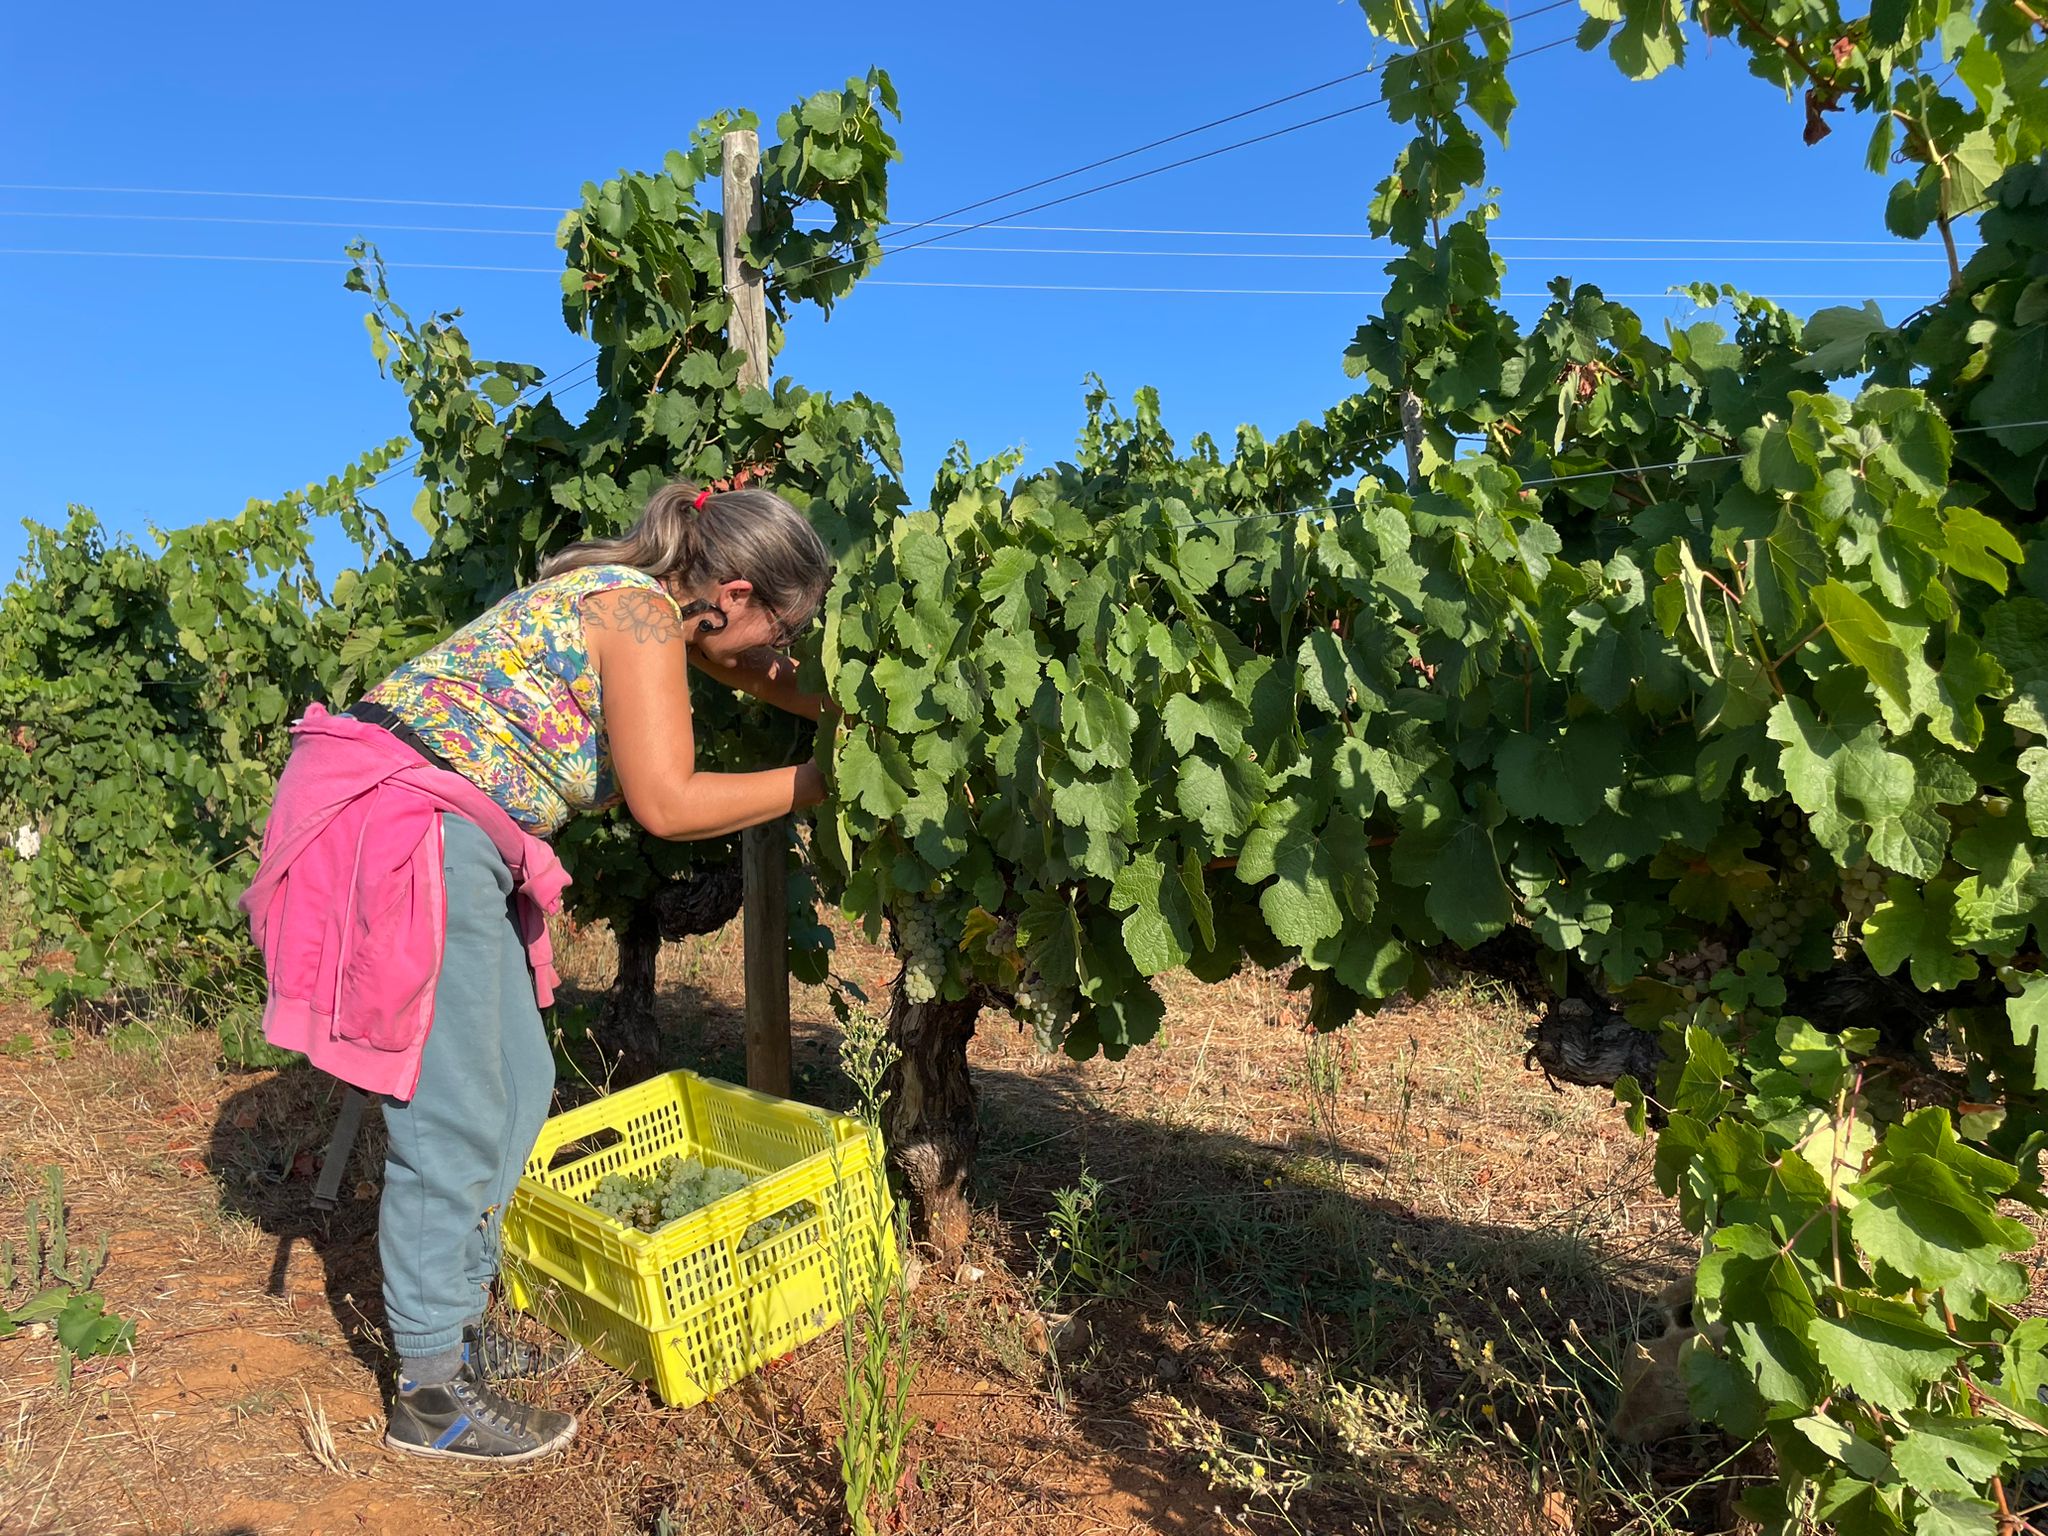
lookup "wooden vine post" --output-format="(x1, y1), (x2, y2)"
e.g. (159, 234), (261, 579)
(722, 127), (794, 1099)
(1398, 386), (1426, 492)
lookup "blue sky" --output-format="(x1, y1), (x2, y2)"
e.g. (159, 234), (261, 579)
(0, 2), (1954, 583)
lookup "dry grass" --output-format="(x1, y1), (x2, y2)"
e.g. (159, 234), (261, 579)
(0, 916), (1741, 1536)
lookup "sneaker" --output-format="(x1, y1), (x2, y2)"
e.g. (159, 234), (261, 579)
(384, 1360), (576, 1464)
(463, 1319), (578, 1383)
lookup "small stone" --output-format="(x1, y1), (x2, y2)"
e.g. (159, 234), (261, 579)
(1020, 1312), (1050, 1355)
(1046, 1312), (1090, 1359)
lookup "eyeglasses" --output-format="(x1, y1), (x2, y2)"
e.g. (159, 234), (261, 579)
(761, 598), (815, 651)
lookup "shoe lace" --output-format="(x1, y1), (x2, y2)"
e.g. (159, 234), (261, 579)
(465, 1324), (519, 1376)
(453, 1375), (531, 1437)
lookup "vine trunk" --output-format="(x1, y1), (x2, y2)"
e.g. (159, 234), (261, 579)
(603, 908), (663, 1079)
(882, 982), (982, 1268)
(599, 859), (745, 1081)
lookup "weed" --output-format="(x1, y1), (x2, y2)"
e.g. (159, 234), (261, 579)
(226, 1388), (285, 1423)
(2, 1401), (30, 1481)
(107, 1020), (164, 1058)
(836, 999), (893, 1122)
(1303, 1031), (1345, 1099)
(1533, 1094), (1579, 1131)
(1389, 1035), (1420, 1144)
(977, 1308), (1041, 1383)
(1168, 1400), (1315, 1515)
(1302, 1031), (1345, 1154)
(1042, 1168), (1138, 1301)
(1319, 1374), (1444, 1461)
(1, 1165), (133, 1390)
(216, 1003), (296, 1069)
(1137, 1183), (1419, 1343)
(206, 1202), (267, 1261)
(831, 1001), (915, 1536)
(1372, 1238), (1752, 1532)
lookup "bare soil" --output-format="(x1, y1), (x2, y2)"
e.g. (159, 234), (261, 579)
(0, 919), (1715, 1536)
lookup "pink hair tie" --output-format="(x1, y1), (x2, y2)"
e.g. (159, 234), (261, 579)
(692, 488), (712, 511)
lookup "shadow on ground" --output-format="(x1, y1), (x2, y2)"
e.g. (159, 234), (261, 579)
(205, 979), (1713, 1535)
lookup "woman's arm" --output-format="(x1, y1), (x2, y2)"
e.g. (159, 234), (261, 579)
(687, 644), (828, 720)
(585, 589), (824, 839)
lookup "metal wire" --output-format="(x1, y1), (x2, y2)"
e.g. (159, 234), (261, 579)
(765, 20), (1584, 291)
(852, 0), (1576, 244)
(0, 182), (561, 212)
(0, 0), (1577, 258)
(2, 209), (1968, 255)
(0, 214), (1957, 262)
(0, 249), (1949, 303)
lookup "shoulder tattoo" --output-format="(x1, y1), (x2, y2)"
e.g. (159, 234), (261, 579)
(585, 588), (682, 645)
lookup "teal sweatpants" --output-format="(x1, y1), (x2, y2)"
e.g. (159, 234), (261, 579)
(378, 814), (556, 1361)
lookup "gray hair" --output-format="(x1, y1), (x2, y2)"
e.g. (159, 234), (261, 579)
(538, 480), (832, 627)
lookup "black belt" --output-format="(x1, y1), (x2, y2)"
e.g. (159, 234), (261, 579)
(346, 700), (465, 779)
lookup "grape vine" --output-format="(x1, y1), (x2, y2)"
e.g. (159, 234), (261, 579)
(0, 447), (423, 1054)
(809, 1), (2048, 1527)
(2, 2), (2045, 1524)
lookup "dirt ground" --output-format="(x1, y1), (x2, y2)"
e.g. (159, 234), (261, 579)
(0, 918), (1718, 1536)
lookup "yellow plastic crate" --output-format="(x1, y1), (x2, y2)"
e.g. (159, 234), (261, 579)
(500, 1069), (894, 1408)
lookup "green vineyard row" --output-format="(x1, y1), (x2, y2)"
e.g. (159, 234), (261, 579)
(5, 2), (2048, 1524)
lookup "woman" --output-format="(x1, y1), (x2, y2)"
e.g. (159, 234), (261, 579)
(240, 481), (830, 1464)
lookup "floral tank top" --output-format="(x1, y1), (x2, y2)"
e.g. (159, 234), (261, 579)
(362, 565), (679, 836)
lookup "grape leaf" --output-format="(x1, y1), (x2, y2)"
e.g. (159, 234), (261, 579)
(1912, 1493), (2002, 1536)
(1808, 1292), (1963, 1413)
(1768, 698), (1968, 877)
(1393, 805), (1512, 949)
(1176, 750), (1268, 855)
(1813, 580), (1914, 716)
(1064, 679), (1138, 772)
(1949, 813), (2048, 949)
(1180, 846), (1216, 951)
(1493, 717), (1629, 827)
(2010, 979), (2048, 1091)
(1049, 765), (1138, 838)
(1164, 690), (1251, 757)
(1849, 1150), (2031, 1301)
(1110, 851), (1196, 976)
(837, 732), (909, 819)
(1891, 1414), (2009, 1499)
(1862, 882), (1978, 991)
(2020, 747), (2048, 837)
(979, 546), (1038, 627)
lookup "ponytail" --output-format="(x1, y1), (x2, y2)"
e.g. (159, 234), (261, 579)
(539, 480), (832, 626)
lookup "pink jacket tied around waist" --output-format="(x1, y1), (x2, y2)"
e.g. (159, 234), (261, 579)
(238, 704), (572, 1101)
